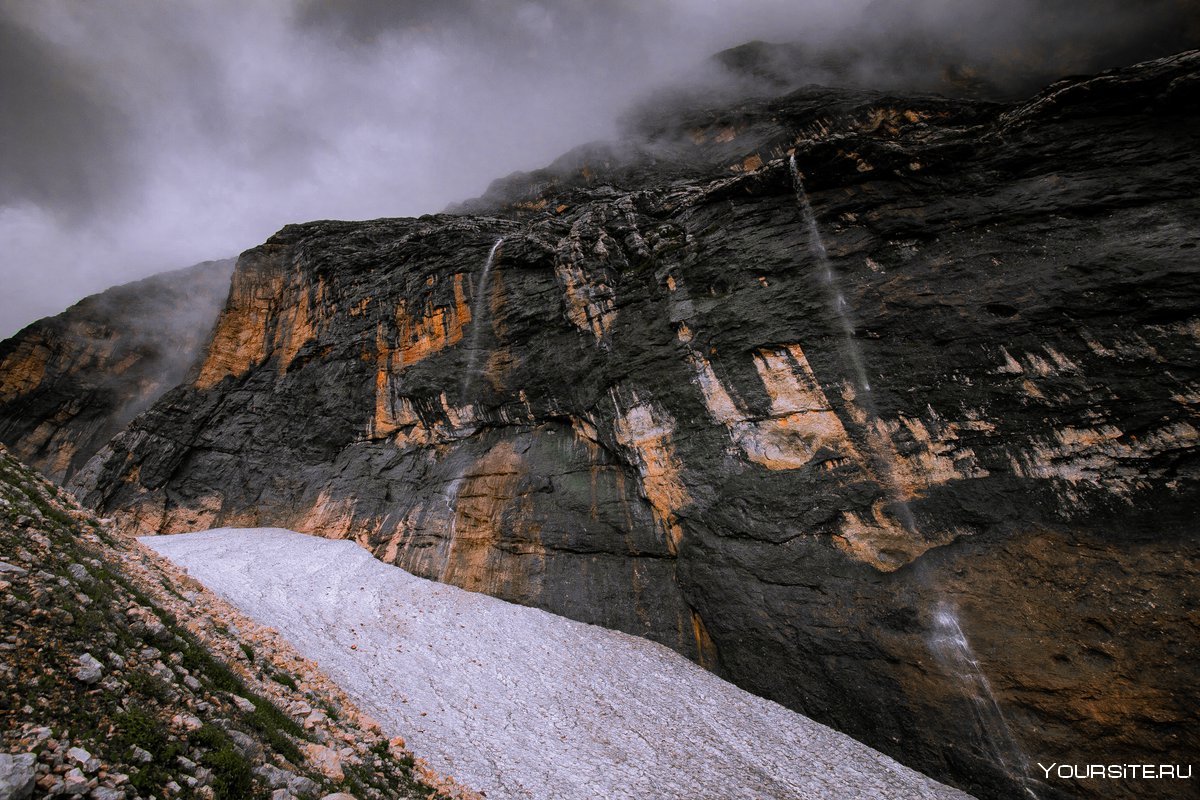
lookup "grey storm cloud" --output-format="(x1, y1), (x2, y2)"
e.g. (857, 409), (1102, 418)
(1, 0), (1197, 338)
(0, 15), (130, 218)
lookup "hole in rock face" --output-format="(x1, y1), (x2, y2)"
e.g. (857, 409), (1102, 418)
(984, 302), (1019, 317)
(708, 278), (733, 296)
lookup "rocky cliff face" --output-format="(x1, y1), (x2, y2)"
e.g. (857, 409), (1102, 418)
(0, 260), (234, 483)
(16, 51), (1200, 799)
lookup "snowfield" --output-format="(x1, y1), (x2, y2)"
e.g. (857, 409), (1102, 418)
(144, 528), (972, 800)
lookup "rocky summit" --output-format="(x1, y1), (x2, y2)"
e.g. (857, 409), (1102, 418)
(2, 49), (1198, 800)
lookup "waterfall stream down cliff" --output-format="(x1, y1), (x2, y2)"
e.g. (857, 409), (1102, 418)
(460, 237), (504, 400)
(791, 155), (1039, 798)
(24, 51), (1198, 800)
(788, 154), (917, 533)
(929, 601), (1039, 798)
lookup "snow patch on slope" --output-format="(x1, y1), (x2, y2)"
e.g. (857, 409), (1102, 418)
(143, 527), (972, 800)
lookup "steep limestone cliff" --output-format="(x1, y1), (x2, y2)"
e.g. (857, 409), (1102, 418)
(0, 260), (234, 482)
(29, 51), (1200, 799)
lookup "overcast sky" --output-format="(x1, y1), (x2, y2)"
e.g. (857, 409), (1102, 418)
(2, 0), (1196, 338)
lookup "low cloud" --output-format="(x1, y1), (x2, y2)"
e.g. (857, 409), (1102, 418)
(1, 0), (1195, 337)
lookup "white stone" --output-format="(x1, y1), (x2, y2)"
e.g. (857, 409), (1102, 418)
(74, 653), (104, 684)
(171, 713), (203, 732)
(66, 747), (91, 764)
(0, 753), (37, 800)
(229, 695), (256, 713)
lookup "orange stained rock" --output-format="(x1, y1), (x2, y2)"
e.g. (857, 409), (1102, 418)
(123, 492), (228, 537)
(611, 391), (689, 553)
(195, 264), (283, 389)
(11, 418), (81, 483)
(370, 342), (440, 446)
(1009, 420), (1196, 503)
(373, 496), (460, 580)
(570, 417), (631, 536)
(757, 345), (842, 413)
(686, 340), (858, 472)
(834, 502), (957, 573)
(278, 278), (327, 373)
(372, 367), (397, 439)
(484, 348), (517, 393)
(690, 611), (720, 671)
(297, 489), (359, 540)
(41, 437), (77, 484)
(370, 272), (476, 438)
(733, 153), (764, 173)
(109, 353), (140, 376)
(0, 340), (49, 402)
(746, 347), (856, 470)
(840, 380), (982, 503)
(393, 272), (473, 366)
(861, 107), (931, 137)
(379, 519), (413, 564)
(453, 263), (514, 393)
(863, 415), (988, 501)
(556, 260), (616, 344)
(687, 351), (742, 427)
(371, 323), (400, 439)
(487, 265), (508, 328)
(440, 440), (543, 595)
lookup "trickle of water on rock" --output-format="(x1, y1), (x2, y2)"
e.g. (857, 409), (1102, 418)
(443, 238), (502, 581)
(929, 601), (1040, 799)
(788, 155), (914, 531)
(460, 237), (504, 401)
(790, 155), (1035, 796)
(437, 474), (466, 583)
(790, 155), (873, 397)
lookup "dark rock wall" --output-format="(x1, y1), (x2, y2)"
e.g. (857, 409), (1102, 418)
(0, 260), (235, 482)
(43, 52), (1200, 798)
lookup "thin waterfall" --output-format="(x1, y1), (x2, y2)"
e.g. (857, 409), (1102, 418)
(460, 237), (504, 400)
(789, 154), (1036, 797)
(444, 237), (503, 580)
(789, 155), (874, 399)
(437, 474), (465, 582)
(788, 155), (916, 533)
(929, 601), (1040, 799)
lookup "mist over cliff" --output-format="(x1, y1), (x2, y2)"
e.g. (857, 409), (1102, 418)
(1, 2), (1198, 796)
(2, 0), (1197, 337)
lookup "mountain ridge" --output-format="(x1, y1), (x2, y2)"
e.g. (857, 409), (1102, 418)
(2, 49), (1198, 800)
